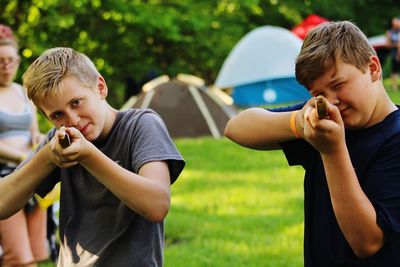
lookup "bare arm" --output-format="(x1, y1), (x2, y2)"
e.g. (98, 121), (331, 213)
(53, 127), (171, 222)
(321, 145), (384, 258)
(0, 144), (56, 219)
(81, 146), (171, 222)
(224, 107), (298, 150)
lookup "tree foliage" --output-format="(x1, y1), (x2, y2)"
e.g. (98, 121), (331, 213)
(1, 0), (400, 107)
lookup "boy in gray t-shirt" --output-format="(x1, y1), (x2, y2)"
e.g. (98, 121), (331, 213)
(0, 47), (185, 266)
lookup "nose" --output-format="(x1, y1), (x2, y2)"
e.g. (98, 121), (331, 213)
(325, 92), (340, 106)
(0, 61), (13, 71)
(65, 112), (80, 127)
(0, 57), (18, 70)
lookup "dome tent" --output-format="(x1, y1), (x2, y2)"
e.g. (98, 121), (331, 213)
(121, 74), (237, 138)
(215, 25), (311, 107)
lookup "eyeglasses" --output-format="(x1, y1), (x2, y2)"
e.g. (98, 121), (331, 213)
(0, 56), (19, 68)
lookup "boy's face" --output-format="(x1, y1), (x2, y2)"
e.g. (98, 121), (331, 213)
(308, 57), (381, 130)
(39, 75), (112, 141)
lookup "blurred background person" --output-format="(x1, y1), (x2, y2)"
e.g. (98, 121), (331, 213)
(0, 24), (48, 267)
(385, 16), (400, 91)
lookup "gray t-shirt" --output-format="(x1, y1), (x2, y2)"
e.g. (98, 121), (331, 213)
(35, 109), (185, 267)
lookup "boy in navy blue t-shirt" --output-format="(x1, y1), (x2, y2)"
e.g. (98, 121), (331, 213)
(225, 21), (400, 266)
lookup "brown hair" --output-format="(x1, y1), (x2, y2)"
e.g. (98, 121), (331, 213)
(295, 21), (376, 89)
(23, 47), (100, 106)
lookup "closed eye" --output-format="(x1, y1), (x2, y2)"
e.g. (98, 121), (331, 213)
(333, 82), (345, 89)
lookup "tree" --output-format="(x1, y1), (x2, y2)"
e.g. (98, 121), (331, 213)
(1, 0), (399, 107)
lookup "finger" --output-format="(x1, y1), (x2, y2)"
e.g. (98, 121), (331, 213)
(59, 132), (71, 148)
(304, 106), (316, 127)
(58, 125), (67, 137)
(315, 96), (328, 119)
(326, 102), (342, 124)
(49, 138), (57, 151)
(66, 127), (83, 139)
(304, 106), (312, 119)
(309, 109), (318, 128)
(302, 106), (313, 137)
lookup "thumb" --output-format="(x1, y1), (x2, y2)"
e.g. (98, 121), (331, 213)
(65, 127), (83, 139)
(58, 126), (67, 139)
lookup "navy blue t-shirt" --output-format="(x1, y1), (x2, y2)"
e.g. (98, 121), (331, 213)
(272, 103), (400, 266)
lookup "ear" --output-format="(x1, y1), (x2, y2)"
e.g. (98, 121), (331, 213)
(368, 55), (381, 82)
(97, 76), (108, 99)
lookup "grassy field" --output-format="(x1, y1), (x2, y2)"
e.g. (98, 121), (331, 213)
(165, 138), (304, 267)
(39, 138), (305, 267)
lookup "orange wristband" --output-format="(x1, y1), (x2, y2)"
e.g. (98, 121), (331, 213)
(290, 111), (301, 138)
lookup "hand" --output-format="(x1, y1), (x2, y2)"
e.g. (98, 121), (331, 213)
(49, 127), (92, 168)
(302, 97), (345, 154)
(58, 126), (71, 148)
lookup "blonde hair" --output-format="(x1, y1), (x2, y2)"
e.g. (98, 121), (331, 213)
(295, 21), (377, 89)
(0, 24), (18, 49)
(23, 47), (100, 105)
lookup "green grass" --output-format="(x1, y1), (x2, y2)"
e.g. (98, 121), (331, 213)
(39, 138), (304, 267)
(165, 138), (304, 267)
(386, 80), (400, 104)
(39, 261), (55, 266)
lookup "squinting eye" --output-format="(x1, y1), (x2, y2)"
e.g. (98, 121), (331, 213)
(334, 82), (344, 89)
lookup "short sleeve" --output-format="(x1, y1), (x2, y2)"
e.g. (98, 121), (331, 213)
(130, 111), (185, 184)
(280, 139), (315, 168)
(363, 135), (400, 241)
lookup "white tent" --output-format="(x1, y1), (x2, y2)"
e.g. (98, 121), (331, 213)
(215, 25), (310, 106)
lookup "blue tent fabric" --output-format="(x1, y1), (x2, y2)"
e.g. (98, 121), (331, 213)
(233, 78), (310, 106)
(215, 26), (311, 107)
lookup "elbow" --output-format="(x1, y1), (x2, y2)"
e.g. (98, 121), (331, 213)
(352, 239), (384, 259)
(353, 247), (379, 259)
(224, 120), (234, 140)
(146, 201), (170, 223)
(141, 190), (171, 222)
(224, 118), (243, 144)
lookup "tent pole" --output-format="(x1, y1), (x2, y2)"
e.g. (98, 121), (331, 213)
(140, 89), (156, 109)
(188, 85), (221, 138)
